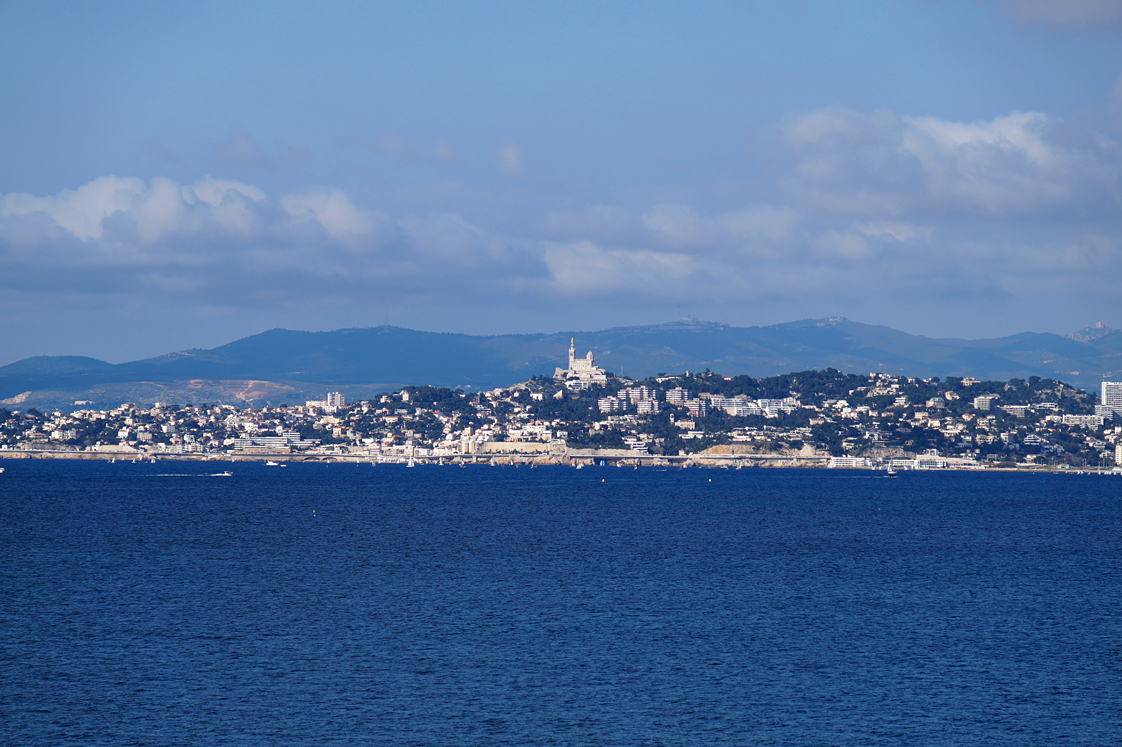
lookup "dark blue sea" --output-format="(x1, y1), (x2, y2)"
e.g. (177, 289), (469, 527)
(2, 460), (1120, 746)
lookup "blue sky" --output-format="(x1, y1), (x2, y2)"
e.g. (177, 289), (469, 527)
(2, 0), (1121, 364)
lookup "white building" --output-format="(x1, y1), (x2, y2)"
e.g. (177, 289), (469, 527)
(554, 339), (608, 385)
(1063, 414), (1105, 429)
(305, 392), (345, 411)
(1102, 382), (1122, 416)
(974, 395), (999, 411)
(829, 456), (873, 469)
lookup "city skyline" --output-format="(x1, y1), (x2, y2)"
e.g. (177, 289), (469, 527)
(2, 1), (1121, 365)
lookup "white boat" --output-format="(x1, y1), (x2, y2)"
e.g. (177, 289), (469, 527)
(407, 457), (415, 468)
(886, 468), (898, 477)
(265, 461), (280, 466)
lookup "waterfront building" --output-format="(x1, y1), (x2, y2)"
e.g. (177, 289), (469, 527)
(828, 456), (873, 469)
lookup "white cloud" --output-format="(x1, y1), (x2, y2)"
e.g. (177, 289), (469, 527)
(400, 212), (514, 266)
(0, 176), (275, 247)
(547, 202), (798, 255)
(132, 177), (188, 243)
(774, 107), (1122, 217)
(189, 177), (266, 207)
(281, 188), (373, 239)
(1, 175), (145, 241)
(541, 240), (693, 293)
(643, 205), (703, 248)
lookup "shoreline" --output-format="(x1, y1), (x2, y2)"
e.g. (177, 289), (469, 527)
(2, 448), (1119, 473)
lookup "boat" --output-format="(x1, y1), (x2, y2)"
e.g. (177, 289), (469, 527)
(407, 457), (415, 468)
(886, 468), (898, 477)
(266, 460), (280, 466)
(214, 470), (233, 477)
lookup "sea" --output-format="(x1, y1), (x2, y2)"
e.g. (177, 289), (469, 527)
(2, 459), (1120, 746)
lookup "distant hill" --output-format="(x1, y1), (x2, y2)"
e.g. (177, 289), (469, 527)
(2, 318), (1119, 410)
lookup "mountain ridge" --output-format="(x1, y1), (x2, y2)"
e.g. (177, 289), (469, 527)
(2, 318), (1119, 410)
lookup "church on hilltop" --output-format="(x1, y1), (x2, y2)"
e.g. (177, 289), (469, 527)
(554, 338), (608, 387)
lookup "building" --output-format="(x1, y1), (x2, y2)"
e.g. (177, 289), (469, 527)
(1062, 414), (1105, 429)
(1102, 382), (1122, 416)
(598, 396), (623, 413)
(974, 395), (999, 411)
(306, 392), (345, 410)
(554, 339), (608, 385)
(828, 456), (873, 469)
(666, 387), (689, 404)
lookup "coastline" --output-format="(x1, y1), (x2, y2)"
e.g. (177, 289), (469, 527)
(3, 447), (1118, 473)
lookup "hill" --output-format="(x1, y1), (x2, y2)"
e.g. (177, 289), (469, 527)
(1, 318), (1118, 410)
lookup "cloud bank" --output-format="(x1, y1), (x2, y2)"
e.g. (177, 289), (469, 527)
(1, 106), (1119, 353)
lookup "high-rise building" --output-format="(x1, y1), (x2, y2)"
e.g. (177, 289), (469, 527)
(1102, 381), (1122, 416)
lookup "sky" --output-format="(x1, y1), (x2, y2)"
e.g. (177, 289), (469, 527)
(2, 0), (1122, 365)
